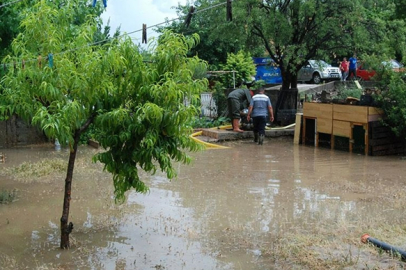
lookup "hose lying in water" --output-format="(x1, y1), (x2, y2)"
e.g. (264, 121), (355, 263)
(190, 131), (229, 149)
(361, 233), (406, 261)
(213, 123), (296, 131)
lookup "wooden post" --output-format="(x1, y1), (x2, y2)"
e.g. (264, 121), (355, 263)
(302, 117), (307, 145)
(294, 113), (303, 144)
(349, 123), (354, 153)
(364, 123), (369, 155)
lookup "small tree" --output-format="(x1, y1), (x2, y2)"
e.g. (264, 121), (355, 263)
(221, 50), (256, 88)
(1, 0), (207, 248)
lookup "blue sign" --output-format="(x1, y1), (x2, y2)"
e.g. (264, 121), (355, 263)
(253, 57), (274, 65)
(253, 57), (282, 84)
(255, 64), (282, 84)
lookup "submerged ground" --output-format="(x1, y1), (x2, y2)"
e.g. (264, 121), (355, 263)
(1, 137), (406, 269)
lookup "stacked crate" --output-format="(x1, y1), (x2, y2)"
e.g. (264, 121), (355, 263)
(302, 103), (390, 155)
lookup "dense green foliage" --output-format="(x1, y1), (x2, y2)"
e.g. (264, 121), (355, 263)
(157, 0), (256, 67)
(220, 50), (256, 88)
(375, 74), (406, 138)
(189, 116), (228, 128)
(92, 33), (208, 202)
(0, 0), (111, 60)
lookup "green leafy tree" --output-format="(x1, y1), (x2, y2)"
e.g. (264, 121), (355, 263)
(1, 0), (207, 248)
(0, 0), (111, 59)
(230, 0), (360, 123)
(375, 75), (406, 138)
(221, 50), (256, 88)
(0, 1), (20, 59)
(162, 0), (406, 124)
(160, 0), (359, 123)
(157, 0), (257, 68)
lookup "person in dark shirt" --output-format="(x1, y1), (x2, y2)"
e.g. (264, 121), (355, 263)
(227, 88), (252, 132)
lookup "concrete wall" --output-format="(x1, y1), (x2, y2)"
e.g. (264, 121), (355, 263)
(0, 115), (47, 148)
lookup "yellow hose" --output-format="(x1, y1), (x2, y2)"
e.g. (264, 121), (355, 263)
(190, 131), (230, 149)
(211, 123), (295, 130)
(267, 123), (296, 130)
(191, 123), (295, 149)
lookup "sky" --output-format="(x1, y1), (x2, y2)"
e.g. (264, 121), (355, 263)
(100, 0), (190, 44)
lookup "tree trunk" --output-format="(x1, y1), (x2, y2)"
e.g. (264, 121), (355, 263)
(60, 134), (80, 249)
(59, 116), (95, 248)
(274, 70), (299, 126)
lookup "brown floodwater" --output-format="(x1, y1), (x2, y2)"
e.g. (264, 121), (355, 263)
(1, 138), (406, 269)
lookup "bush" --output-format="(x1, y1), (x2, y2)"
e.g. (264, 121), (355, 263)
(221, 50), (256, 88)
(375, 76), (406, 138)
(190, 116), (229, 129)
(0, 189), (16, 204)
(335, 85), (363, 100)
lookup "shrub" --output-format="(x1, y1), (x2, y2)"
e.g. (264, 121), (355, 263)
(335, 85), (363, 100)
(190, 116), (229, 129)
(0, 189), (16, 204)
(375, 75), (406, 138)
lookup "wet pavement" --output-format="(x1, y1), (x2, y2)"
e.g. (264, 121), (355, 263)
(1, 138), (406, 269)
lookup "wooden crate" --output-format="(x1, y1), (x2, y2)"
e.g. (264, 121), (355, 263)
(303, 103), (332, 119)
(303, 103), (333, 134)
(332, 104), (383, 123)
(333, 120), (351, 137)
(302, 103), (386, 155)
(333, 104), (368, 123)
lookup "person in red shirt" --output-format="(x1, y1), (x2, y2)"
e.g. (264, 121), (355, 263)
(339, 57), (349, 81)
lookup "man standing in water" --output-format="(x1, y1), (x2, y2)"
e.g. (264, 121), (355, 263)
(227, 88), (252, 132)
(247, 87), (274, 145)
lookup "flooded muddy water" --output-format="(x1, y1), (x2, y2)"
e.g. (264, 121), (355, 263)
(1, 138), (406, 269)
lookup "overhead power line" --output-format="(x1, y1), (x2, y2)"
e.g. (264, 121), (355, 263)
(1, 0), (230, 67)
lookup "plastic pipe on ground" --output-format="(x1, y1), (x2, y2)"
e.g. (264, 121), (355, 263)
(192, 123), (296, 149)
(361, 233), (406, 261)
(190, 131), (229, 149)
(210, 123), (296, 130)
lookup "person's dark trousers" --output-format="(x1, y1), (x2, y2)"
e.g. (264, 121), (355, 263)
(348, 69), (357, 80)
(253, 116), (267, 136)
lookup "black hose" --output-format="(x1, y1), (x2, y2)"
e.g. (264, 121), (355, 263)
(361, 233), (406, 261)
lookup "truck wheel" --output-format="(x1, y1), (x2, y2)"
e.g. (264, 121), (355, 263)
(312, 73), (321, 84)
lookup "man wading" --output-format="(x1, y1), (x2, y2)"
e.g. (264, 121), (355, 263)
(247, 87), (274, 145)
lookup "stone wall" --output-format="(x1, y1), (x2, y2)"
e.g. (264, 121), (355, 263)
(0, 115), (47, 148)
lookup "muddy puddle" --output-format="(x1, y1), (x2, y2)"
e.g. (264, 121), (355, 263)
(1, 138), (406, 269)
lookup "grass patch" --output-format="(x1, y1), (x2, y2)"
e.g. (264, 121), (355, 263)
(0, 189), (16, 204)
(2, 159), (67, 183)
